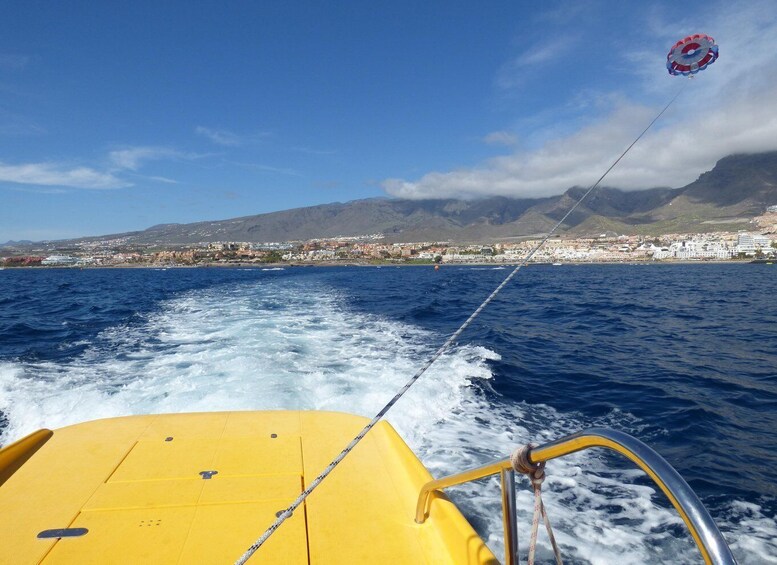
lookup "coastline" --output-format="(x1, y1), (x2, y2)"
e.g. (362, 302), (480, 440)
(0, 259), (767, 270)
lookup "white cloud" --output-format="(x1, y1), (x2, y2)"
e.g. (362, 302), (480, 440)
(195, 126), (270, 146)
(384, 87), (777, 199)
(0, 146), (203, 190)
(0, 161), (129, 189)
(125, 173), (180, 185)
(496, 35), (581, 92)
(195, 126), (242, 146)
(109, 146), (198, 171)
(514, 39), (569, 67)
(145, 175), (179, 184)
(483, 131), (517, 146)
(384, 0), (777, 200)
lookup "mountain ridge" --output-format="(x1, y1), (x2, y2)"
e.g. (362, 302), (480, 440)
(4, 151), (777, 249)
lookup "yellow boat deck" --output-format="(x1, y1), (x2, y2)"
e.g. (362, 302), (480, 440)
(0, 411), (497, 564)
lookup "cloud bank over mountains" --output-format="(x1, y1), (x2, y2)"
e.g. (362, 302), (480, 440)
(383, 1), (777, 200)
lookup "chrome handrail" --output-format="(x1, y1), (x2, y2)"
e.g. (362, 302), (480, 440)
(415, 427), (736, 565)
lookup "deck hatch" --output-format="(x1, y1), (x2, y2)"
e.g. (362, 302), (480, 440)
(108, 436), (303, 482)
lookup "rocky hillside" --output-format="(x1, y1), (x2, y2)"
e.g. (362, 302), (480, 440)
(5, 152), (777, 248)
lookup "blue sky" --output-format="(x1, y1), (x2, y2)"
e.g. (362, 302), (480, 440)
(2, 0), (776, 242)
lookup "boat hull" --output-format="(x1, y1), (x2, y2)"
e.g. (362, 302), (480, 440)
(0, 411), (496, 564)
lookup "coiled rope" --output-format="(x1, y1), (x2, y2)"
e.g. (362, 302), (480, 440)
(234, 84), (686, 564)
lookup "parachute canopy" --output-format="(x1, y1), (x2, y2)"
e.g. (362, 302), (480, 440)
(667, 34), (718, 76)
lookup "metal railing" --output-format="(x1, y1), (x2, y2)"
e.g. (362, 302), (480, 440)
(415, 427), (736, 565)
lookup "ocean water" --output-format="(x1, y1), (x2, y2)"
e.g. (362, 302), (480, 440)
(0, 264), (775, 563)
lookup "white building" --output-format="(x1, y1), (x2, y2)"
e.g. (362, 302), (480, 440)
(42, 255), (79, 266)
(652, 238), (731, 260)
(735, 233), (756, 254)
(306, 249), (336, 260)
(734, 232), (774, 255)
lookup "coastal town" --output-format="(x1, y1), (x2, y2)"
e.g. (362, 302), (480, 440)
(3, 218), (776, 268)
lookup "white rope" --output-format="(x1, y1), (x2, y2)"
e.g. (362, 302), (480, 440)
(527, 466), (563, 565)
(234, 84), (686, 565)
(512, 444), (563, 564)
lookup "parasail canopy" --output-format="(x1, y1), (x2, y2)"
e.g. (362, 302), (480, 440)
(667, 34), (719, 76)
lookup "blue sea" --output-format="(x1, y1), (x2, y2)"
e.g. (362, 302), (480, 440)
(0, 264), (775, 563)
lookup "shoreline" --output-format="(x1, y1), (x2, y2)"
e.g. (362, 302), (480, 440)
(0, 259), (767, 270)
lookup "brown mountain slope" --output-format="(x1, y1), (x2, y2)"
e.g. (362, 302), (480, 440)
(3, 152), (777, 249)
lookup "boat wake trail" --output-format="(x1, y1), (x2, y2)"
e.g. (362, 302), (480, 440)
(0, 277), (774, 563)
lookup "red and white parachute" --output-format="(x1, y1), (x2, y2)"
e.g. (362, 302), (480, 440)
(667, 34), (719, 76)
